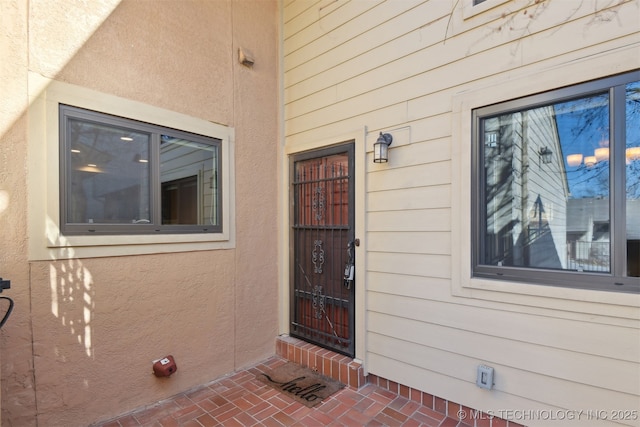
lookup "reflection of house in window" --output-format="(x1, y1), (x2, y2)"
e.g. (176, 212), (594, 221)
(566, 199), (640, 274)
(476, 72), (638, 289)
(482, 106), (567, 270)
(628, 200), (640, 276)
(566, 199), (610, 272)
(162, 175), (198, 224)
(630, 239), (640, 277)
(159, 135), (218, 227)
(592, 221), (609, 240)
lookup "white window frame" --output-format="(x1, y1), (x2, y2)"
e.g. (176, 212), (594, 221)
(28, 73), (235, 260)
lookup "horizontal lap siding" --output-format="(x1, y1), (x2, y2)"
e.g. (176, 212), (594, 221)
(368, 208), (451, 232)
(366, 341), (639, 414)
(366, 288), (639, 366)
(283, 0), (640, 424)
(368, 185), (451, 211)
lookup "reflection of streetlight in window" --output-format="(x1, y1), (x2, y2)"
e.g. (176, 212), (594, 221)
(594, 147), (609, 162)
(627, 147), (640, 163)
(567, 154), (583, 167)
(568, 148), (610, 168)
(584, 156), (597, 168)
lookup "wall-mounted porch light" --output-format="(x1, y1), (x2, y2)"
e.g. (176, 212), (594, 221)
(539, 146), (553, 164)
(373, 132), (393, 163)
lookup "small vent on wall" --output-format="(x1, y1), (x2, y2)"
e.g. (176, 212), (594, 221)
(238, 48), (254, 68)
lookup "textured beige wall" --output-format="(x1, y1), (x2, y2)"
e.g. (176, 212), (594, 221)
(228, 0), (280, 369)
(30, 252), (237, 425)
(0, 1), (30, 426)
(1, 0), (278, 426)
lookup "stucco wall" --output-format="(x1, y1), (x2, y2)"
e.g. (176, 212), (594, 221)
(0, 1), (30, 426)
(0, 0), (279, 426)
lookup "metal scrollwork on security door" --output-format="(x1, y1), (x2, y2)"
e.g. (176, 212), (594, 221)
(312, 285), (325, 320)
(312, 240), (325, 274)
(312, 186), (325, 221)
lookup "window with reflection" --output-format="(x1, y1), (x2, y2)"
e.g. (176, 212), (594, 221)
(60, 105), (221, 234)
(472, 70), (639, 292)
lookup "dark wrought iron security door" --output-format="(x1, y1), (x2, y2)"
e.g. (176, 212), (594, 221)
(290, 144), (355, 357)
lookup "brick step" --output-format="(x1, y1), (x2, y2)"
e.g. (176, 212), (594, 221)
(276, 335), (365, 389)
(276, 335), (525, 427)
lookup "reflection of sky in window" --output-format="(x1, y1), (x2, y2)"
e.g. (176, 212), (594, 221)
(555, 93), (610, 199)
(627, 81), (640, 200)
(554, 82), (640, 199)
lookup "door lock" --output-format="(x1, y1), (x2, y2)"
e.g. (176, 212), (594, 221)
(343, 263), (354, 289)
(344, 240), (356, 289)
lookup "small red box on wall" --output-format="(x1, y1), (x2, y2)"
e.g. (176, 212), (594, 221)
(153, 355), (177, 377)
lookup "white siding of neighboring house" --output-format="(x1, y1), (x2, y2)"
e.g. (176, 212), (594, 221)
(484, 107), (568, 269)
(281, 1), (640, 426)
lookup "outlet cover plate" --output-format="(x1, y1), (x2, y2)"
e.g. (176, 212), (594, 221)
(476, 365), (494, 390)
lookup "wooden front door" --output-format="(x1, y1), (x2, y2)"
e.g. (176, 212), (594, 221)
(290, 143), (355, 357)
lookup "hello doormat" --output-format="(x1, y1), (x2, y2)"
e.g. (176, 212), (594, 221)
(257, 362), (345, 407)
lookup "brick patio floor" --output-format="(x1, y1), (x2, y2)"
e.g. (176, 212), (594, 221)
(93, 356), (476, 427)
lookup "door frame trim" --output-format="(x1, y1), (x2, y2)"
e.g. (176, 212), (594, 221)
(279, 128), (367, 366)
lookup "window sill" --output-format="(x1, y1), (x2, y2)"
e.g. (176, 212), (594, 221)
(450, 272), (640, 327)
(38, 231), (234, 260)
(453, 275), (639, 309)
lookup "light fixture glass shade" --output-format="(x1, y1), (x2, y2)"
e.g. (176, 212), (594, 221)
(584, 155), (597, 167)
(373, 133), (393, 163)
(626, 146), (640, 162)
(566, 153), (583, 167)
(373, 142), (388, 163)
(594, 147), (609, 162)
